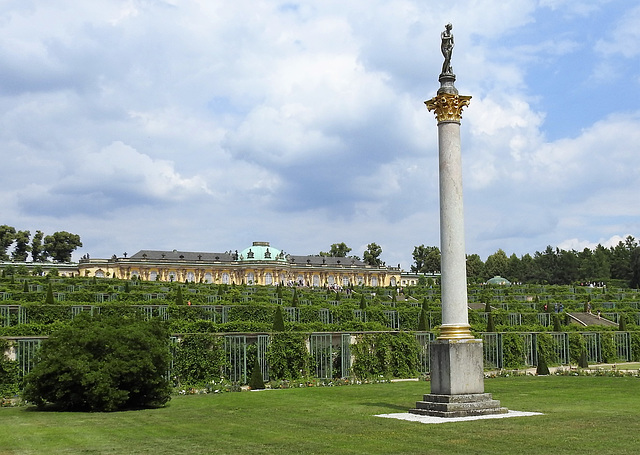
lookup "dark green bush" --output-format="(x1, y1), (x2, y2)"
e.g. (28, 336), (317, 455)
(22, 313), (171, 411)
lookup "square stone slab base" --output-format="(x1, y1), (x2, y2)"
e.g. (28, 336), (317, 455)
(409, 338), (507, 417)
(409, 393), (508, 418)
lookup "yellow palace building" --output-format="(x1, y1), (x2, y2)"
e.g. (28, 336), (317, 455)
(78, 241), (401, 287)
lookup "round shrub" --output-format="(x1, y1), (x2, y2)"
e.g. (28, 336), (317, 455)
(22, 313), (171, 411)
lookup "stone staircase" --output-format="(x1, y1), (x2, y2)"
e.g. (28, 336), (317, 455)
(568, 312), (618, 327)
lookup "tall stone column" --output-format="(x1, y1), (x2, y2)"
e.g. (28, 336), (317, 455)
(427, 89), (472, 340)
(409, 24), (506, 417)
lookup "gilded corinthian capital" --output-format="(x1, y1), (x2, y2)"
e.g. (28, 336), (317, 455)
(425, 93), (471, 123)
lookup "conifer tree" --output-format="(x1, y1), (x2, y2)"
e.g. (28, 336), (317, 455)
(536, 348), (550, 375)
(619, 314), (627, 331)
(272, 306), (285, 331)
(359, 294), (367, 309)
(417, 309), (428, 331)
(176, 286), (184, 305)
(291, 288), (298, 307)
(45, 283), (55, 304)
(578, 349), (589, 368)
(249, 357), (265, 390)
(486, 312), (496, 333)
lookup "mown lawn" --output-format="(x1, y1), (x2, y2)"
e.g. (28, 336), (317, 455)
(1, 376), (640, 454)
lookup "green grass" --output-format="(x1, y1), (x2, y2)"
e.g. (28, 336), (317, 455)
(1, 376), (640, 454)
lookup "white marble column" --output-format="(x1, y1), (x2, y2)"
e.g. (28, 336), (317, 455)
(426, 91), (472, 340)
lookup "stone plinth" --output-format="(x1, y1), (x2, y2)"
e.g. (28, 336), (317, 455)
(410, 393), (507, 418)
(408, 339), (507, 418)
(430, 339), (484, 394)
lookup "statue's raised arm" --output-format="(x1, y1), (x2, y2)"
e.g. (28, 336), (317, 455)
(440, 23), (454, 76)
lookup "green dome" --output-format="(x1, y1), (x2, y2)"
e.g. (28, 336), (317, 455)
(487, 276), (511, 286)
(239, 242), (287, 262)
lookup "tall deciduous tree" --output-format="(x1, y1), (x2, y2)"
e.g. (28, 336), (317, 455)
(0, 225), (16, 261)
(505, 253), (522, 282)
(411, 245), (441, 274)
(11, 230), (31, 262)
(630, 247), (640, 289)
(465, 254), (485, 281)
(319, 242), (352, 257)
(43, 231), (83, 262)
(363, 242), (382, 266)
(31, 230), (46, 262)
(484, 249), (509, 279)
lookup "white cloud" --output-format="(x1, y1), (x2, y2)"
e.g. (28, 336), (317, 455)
(595, 5), (640, 58)
(538, 0), (613, 16)
(558, 234), (632, 252)
(0, 0), (639, 267)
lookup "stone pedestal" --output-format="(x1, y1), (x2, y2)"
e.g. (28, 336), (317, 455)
(410, 393), (507, 418)
(409, 339), (507, 417)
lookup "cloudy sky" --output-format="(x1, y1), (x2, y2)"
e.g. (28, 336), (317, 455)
(1, 0), (639, 269)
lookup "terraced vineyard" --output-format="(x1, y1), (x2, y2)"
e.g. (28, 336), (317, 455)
(1, 274), (640, 390)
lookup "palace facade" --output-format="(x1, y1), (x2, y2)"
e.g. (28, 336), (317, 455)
(78, 241), (401, 287)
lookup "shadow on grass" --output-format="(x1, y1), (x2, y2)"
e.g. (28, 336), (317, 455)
(23, 402), (168, 413)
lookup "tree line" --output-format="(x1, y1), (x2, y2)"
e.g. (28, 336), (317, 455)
(411, 235), (640, 288)
(319, 242), (384, 267)
(0, 225), (83, 263)
(3, 230), (639, 287)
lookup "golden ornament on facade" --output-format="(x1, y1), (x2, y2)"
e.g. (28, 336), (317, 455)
(425, 93), (471, 123)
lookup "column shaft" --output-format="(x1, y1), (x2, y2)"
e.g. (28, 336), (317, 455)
(438, 120), (471, 337)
